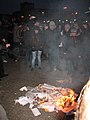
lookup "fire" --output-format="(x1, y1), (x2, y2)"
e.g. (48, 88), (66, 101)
(54, 88), (78, 112)
(37, 84), (78, 113)
(17, 83), (78, 114)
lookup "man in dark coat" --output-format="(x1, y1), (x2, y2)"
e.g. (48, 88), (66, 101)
(45, 21), (61, 71)
(62, 26), (83, 75)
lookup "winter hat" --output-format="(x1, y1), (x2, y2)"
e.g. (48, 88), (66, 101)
(49, 21), (56, 26)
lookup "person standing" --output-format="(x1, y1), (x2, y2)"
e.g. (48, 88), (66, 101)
(30, 26), (43, 70)
(45, 21), (61, 71)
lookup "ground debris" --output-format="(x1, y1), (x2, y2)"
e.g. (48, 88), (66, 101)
(15, 83), (78, 116)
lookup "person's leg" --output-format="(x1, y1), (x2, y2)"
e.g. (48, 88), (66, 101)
(37, 50), (42, 68)
(31, 51), (36, 69)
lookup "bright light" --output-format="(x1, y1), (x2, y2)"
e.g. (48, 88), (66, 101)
(47, 20), (50, 23)
(42, 12), (44, 15)
(59, 20), (61, 22)
(75, 12), (78, 15)
(86, 20), (88, 23)
(29, 14), (31, 17)
(63, 6), (68, 10)
(30, 16), (36, 20)
(66, 19), (68, 22)
(21, 16), (24, 18)
(74, 19), (76, 21)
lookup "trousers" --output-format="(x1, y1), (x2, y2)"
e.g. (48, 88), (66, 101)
(31, 50), (42, 68)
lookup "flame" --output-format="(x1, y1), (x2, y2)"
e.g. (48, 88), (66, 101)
(54, 89), (77, 112)
(37, 84), (78, 113)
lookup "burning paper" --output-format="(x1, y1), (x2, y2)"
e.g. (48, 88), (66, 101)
(39, 102), (55, 112)
(15, 83), (78, 116)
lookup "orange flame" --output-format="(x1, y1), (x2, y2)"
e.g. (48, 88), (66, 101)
(54, 89), (78, 112)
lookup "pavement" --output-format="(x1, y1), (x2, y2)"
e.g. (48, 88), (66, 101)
(0, 58), (89, 120)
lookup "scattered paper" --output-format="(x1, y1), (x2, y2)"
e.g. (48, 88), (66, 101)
(20, 86), (27, 91)
(28, 97), (34, 104)
(15, 83), (78, 116)
(29, 103), (34, 109)
(39, 103), (55, 112)
(15, 96), (28, 106)
(31, 108), (41, 116)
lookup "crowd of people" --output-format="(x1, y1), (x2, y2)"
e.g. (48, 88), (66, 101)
(0, 16), (90, 80)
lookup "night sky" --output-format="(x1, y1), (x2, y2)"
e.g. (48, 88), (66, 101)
(35, 0), (89, 10)
(0, 0), (33, 14)
(0, 0), (89, 14)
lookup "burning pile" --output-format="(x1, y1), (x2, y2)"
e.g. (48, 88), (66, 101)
(37, 84), (78, 113)
(15, 83), (78, 116)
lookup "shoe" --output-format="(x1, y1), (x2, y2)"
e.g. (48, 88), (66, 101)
(0, 74), (8, 78)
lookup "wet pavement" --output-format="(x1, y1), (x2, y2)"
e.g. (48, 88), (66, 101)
(0, 58), (89, 120)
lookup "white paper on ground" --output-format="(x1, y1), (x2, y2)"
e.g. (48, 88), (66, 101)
(28, 97), (34, 104)
(43, 83), (55, 89)
(20, 86), (27, 91)
(29, 103), (34, 109)
(16, 96), (29, 106)
(31, 108), (41, 116)
(39, 103), (55, 112)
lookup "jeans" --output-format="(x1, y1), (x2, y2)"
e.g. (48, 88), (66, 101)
(31, 50), (42, 68)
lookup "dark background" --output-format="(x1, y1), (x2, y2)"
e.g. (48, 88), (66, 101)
(0, 0), (89, 14)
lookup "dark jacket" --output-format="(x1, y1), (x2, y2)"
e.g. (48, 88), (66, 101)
(45, 28), (60, 51)
(31, 31), (43, 51)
